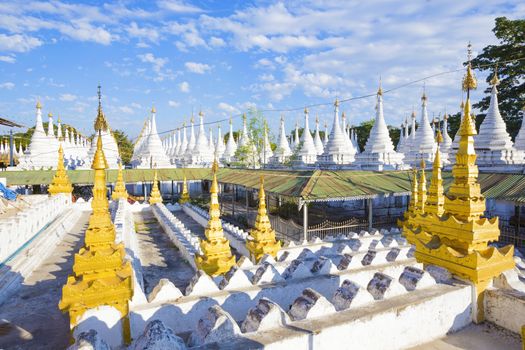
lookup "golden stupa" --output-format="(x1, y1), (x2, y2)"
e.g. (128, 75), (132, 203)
(179, 175), (190, 204)
(400, 55), (515, 322)
(111, 161), (128, 201)
(195, 160), (236, 276)
(149, 170), (163, 205)
(48, 144), (73, 196)
(59, 96), (134, 343)
(246, 176), (281, 263)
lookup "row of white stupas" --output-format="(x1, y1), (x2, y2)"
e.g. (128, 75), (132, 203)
(18, 90), (121, 170)
(0, 139), (25, 161)
(132, 70), (525, 171)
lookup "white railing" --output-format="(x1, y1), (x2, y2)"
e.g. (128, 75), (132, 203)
(0, 194), (71, 264)
(151, 203), (200, 270)
(183, 203), (251, 257)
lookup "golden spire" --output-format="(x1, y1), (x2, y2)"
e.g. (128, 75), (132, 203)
(36, 100), (42, 109)
(425, 131), (445, 216)
(377, 77), (383, 96)
(195, 161), (236, 276)
(149, 170), (162, 205)
(417, 160), (427, 214)
(59, 131), (133, 342)
(246, 176), (281, 263)
(112, 161), (128, 201)
(408, 168), (419, 214)
(462, 43), (477, 93)
(151, 105), (156, 114)
(94, 85), (109, 132)
(490, 64), (500, 86)
(304, 107), (308, 114)
(334, 98), (339, 108)
(179, 174), (190, 204)
(48, 144), (73, 196)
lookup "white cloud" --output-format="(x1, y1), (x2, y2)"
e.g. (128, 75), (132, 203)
(59, 93), (77, 101)
(157, 0), (204, 14)
(185, 61), (211, 74)
(0, 34), (42, 52)
(179, 81), (190, 93)
(131, 102), (142, 109)
(218, 102), (239, 115)
(0, 82), (15, 90)
(127, 22), (159, 43)
(0, 55), (15, 63)
(56, 20), (113, 45)
(168, 100), (180, 107)
(137, 53), (168, 73)
(119, 106), (134, 114)
(209, 36), (225, 47)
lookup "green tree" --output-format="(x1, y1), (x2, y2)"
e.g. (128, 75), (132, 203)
(112, 129), (133, 164)
(470, 17), (525, 139)
(233, 108), (271, 168)
(354, 119), (375, 151)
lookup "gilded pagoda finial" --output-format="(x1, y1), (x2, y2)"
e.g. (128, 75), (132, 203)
(195, 160), (235, 275)
(48, 144), (73, 196)
(179, 174), (190, 204)
(94, 85), (109, 132)
(490, 63), (500, 86)
(462, 43), (477, 93)
(112, 160), (128, 201)
(377, 77), (383, 96)
(149, 170), (162, 205)
(246, 176), (281, 263)
(334, 98), (339, 108)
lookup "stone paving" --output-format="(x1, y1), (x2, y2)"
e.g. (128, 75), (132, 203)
(0, 209), (90, 350)
(133, 208), (194, 295)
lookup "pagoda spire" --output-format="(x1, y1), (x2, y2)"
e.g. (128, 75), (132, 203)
(112, 161), (128, 200)
(297, 107), (318, 164)
(59, 131), (133, 343)
(425, 132), (445, 216)
(179, 174), (190, 204)
(313, 115), (324, 155)
(195, 160), (236, 275)
(408, 168), (419, 215)
(149, 170), (163, 205)
(48, 144), (73, 196)
(246, 176), (282, 263)
(417, 160), (427, 214)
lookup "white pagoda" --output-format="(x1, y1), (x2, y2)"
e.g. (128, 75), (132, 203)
(474, 68), (524, 169)
(313, 116), (324, 155)
(270, 115), (292, 165)
(294, 108), (318, 166)
(131, 107), (172, 168)
(221, 119), (237, 164)
(404, 92), (436, 167)
(318, 99), (356, 168)
(184, 111), (214, 168)
(354, 84), (405, 170)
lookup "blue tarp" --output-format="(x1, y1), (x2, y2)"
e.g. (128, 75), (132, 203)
(0, 182), (17, 200)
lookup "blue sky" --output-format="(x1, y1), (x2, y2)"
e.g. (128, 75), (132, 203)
(0, 0), (523, 140)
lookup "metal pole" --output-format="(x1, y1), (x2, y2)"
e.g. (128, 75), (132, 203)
(245, 187), (249, 219)
(303, 203), (308, 243)
(9, 130), (14, 167)
(232, 185), (235, 217)
(368, 198), (373, 231)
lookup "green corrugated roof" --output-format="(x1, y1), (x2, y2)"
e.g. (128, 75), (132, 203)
(2, 167), (525, 204)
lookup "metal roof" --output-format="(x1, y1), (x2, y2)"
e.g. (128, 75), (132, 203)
(2, 167), (525, 205)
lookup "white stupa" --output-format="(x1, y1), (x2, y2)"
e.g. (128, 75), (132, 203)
(405, 92), (436, 167)
(439, 114), (453, 165)
(475, 69), (524, 168)
(17, 102), (58, 169)
(354, 84), (405, 170)
(178, 123), (188, 162)
(319, 99), (356, 167)
(221, 119), (237, 164)
(271, 115), (293, 164)
(295, 108), (318, 166)
(86, 87), (121, 169)
(185, 111), (214, 167)
(185, 117), (196, 159)
(323, 121), (329, 146)
(215, 125), (226, 160)
(260, 125), (273, 165)
(313, 115), (324, 155)
(515, 110), (525, 152)
(131, 107), (173, 168)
